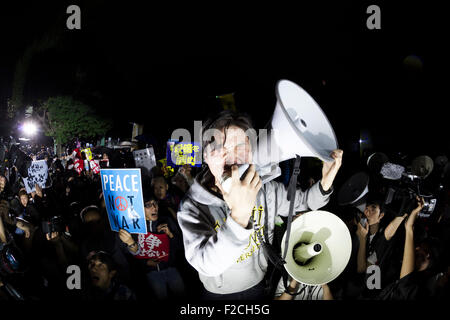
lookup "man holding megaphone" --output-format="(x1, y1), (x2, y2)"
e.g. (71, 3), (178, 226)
(177, 107), (343, 300)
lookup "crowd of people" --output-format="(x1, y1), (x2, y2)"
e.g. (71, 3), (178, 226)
(0, 126), (449, 301)
(0, 144), (203, 301)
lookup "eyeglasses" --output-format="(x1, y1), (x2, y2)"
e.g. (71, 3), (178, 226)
(144, 201), (158, 208)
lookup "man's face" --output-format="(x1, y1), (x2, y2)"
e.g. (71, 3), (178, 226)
(20, 195), (28, 207)
(222, 126), (252, 166)
(209, 125), (252, 179)
(144, 200), (158, 221)
(364, 203), (384, 225)
(88, 258), (115, 290)
(153, 179), (168, 200)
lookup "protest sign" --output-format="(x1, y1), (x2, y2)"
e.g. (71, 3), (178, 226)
(23, 160), (48, 193)
(81, 148), (93, 161)
(90, 159), (100, 174)
(166, 140), (201, 168)
(74, 159), (84, 175)
(100, 168), (147, 234)
(133, 147), (156, 177)
(135, 233), (170, 261)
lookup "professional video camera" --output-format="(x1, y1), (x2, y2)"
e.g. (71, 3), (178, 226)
(369, 153), (441, 218)
(0, 137), (32, 178)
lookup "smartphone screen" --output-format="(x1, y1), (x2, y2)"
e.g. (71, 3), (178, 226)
(360, 217), (367, 228)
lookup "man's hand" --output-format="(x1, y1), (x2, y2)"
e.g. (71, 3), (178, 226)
(157, 223), (173, 238)
(46, 231), (61, 242)
(356, 219), (369, 240)
(16, 220), (32, 238)
(146, 259), (160, 267)
(216, 165), (262, 228)
(321, 149), (343, 192)
(179, 164), (193, 180)
(404, 196), (424, 231)
(287, 278), (299, 294)
(35, 184), (43, 198)
(118, 229), (134, 246)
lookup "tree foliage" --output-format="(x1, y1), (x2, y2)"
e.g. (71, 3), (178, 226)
(36, 96), (112, 145)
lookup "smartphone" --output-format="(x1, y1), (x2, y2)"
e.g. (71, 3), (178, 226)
(360, 217), (368, 228)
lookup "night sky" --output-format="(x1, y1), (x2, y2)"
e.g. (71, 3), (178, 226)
(0, 1), (447, 164)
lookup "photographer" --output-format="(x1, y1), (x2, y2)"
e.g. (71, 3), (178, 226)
(0, 200), (31, 300)
(29, 214), (79, 299)
(378, 197), (443, 299)
(354, 197), (412, 297)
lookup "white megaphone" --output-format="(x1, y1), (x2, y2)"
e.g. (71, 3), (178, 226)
(222, 79), (338, 193)
(280, 210), (352, 285)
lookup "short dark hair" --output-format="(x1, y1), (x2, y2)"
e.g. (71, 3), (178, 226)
(366, 198), (385, 213)
(418, 237), (442, 270)
(143, 189), (157, 204)
(151, 175), (167, 187)
(18, 189), (28, 198)
(88, 251), (117, 272)
(201, 110), (254, 152)
(199, 110), (254, 190)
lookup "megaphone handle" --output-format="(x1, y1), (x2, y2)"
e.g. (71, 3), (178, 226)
(282, 155), (301, 261)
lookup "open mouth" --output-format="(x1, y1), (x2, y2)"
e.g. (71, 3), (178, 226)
(91, 274), (100, 282)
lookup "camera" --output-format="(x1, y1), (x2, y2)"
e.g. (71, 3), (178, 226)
(41, 216), (65, 235)
(0, 138), (32, 178)
(0, 243), (25, 276)
(383, 174), (437, 218)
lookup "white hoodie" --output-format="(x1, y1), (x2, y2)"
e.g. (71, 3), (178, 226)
(177, 178), (332, 294)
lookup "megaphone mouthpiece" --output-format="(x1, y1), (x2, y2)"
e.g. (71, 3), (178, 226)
(293, 241), (323, 265)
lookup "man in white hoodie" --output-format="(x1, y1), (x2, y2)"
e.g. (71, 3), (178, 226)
(177, 111), (343, 299)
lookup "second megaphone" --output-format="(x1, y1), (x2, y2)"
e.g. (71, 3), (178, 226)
(281, 210), (352, 286)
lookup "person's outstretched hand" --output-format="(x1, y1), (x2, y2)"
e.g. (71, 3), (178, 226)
(16, 220), (32, 238)
(404, 196), (424, 231)
(321, 149), (343, 192)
